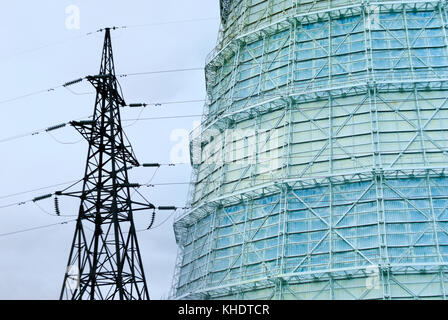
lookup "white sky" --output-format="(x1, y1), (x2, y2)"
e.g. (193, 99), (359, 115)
(0, 0), (220, 299)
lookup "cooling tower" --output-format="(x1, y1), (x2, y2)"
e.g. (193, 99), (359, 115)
(171, 0), (448, 299)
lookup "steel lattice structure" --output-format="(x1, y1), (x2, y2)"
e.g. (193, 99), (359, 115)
(59, 28), (153, 300)
(171, 0), (448, 299)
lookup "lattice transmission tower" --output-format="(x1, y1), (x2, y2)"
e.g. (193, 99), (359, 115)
(59, 28), (153, 300)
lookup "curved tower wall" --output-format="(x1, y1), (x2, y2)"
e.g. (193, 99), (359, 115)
(172, 0), (448, 299)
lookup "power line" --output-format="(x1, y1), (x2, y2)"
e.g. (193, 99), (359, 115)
(0, 146), (446, 202)
(0, 201), (30, 210)
(145, 99), (205, 106)
(117, 17), (218, 29)
(0, 57), (361, 108)
(0, 162), (190, 202)
(0, 56), (327, 108)
(2, 17), (218, 62)
(0, 180), (79, 201)
(117, 67), (203, 78)
(34, 201), (77, 218)
(0, 56), (312, 106)
(2, 34), (90, 62)
(0, 163), (187, 210)
(0, 85), (64, 106)
(0, 76), (90, 107)
(124, 114), (202, 122)
(0, 112), (202, 145)
(47, 131), (83, 145)
(0, 207), (178, 240)
(0, 193), (55, 210)
(63, 86), (95, 96)
(0, 220), (77, 239)
(3, 166), (446, 213)
(4, 59), (435, 107)
(2, 86), (447, 144)
(135, 209), (177, 233)
(0, 183), (188, 211)
(0, 65), (206, 108)
(0, 202), (181, 239)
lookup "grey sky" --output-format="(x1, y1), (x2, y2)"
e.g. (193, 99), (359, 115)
(0, 1), (219, 299)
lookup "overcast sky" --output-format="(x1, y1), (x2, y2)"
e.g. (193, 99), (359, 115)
(0, 0), (220, 299)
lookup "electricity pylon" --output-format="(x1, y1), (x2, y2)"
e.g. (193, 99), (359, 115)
(59, 28), (153, 300)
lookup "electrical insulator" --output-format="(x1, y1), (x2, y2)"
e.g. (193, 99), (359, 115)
(33, 194), (53, 202)
(158, 206), (177, 211)
(46, 123), (67, 132)
(142, 163), (161, 168)
(119, 183), (140, 188)
(146, 210), (156, 230)
(54, 197), (61, 216)
(71, 120), (95, 126)
(63, 78), (83, 87)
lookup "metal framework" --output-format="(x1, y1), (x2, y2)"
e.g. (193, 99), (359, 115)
(220, 0), (233, 23)
(59, 28), (153, 300)
(172, 0), (448, 299)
